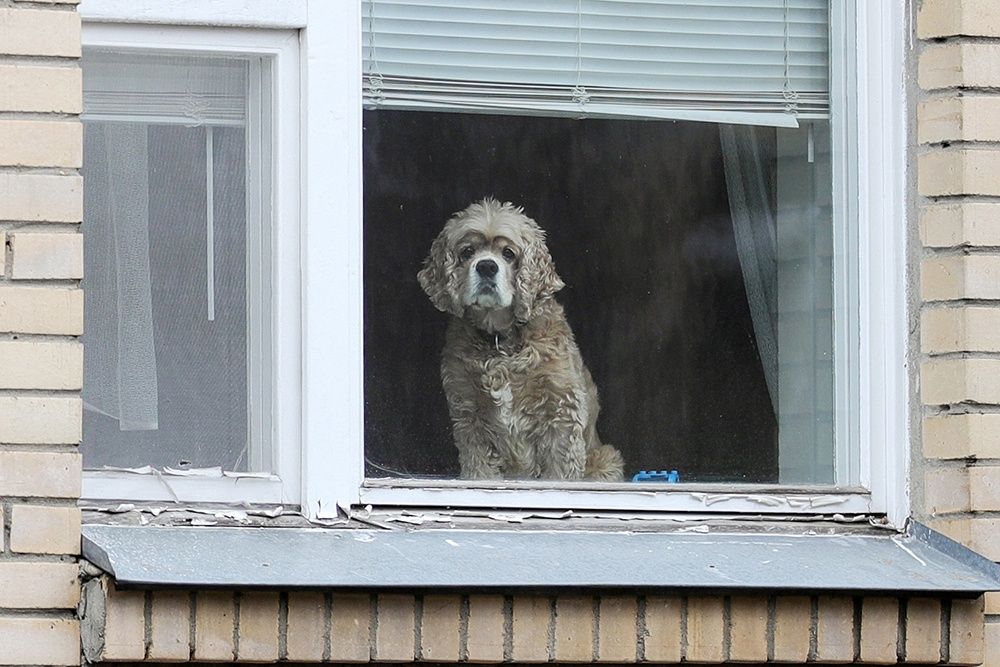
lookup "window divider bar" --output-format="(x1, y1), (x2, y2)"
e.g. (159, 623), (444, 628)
(206, 124), (216, 322)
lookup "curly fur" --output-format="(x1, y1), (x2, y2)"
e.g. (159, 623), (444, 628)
(418, 198), (624, 481)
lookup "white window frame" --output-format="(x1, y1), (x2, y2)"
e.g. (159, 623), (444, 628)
(78, 14), (302, 505)
(79, 0), (909, 528)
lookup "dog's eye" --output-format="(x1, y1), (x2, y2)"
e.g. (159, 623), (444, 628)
(502, 247), (517, 263)
(459, 246), (475, 263)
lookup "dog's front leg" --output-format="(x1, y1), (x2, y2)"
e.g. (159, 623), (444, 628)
(452, 416), (504, 480)
(524, 385), (589, 480)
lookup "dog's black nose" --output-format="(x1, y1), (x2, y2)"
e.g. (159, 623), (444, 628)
(476, 259), (499, 278)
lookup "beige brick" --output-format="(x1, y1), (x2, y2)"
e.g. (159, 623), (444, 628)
(925, 466), (971, 515)
(905, 598), (942, 664)
(859, 597), (898, 664)
(0, 618), (80, 665)
(0, 286), (84, 334)
(0, 340), (83, 390)
(930, 516), (973, 546)
(986, 620), (1000, 667)
(149, 590), (190, 661)
(10, 232), (83, 279)
(986, 592), (1000, 615)
(237, 592), (279, 662)
(286, 592), (327, 662)
(922, 358), (1000, 405)
(969, 518), (1000, 559)
(329, 593), (370, 662)
(920, 43), (1000, 90)
(0, 396), (81, 444)
(925, 413), (1000, 459)
(921, 203), (1000, 248)
(919, 0), (1000, 38)
(643, 596), (681, 663)
(970, 466), (1000, 510)
(0, 173), (82, 223)
(421, 594), (461, 662)
(553, 595), (592, 662)
(817, 596), (854, 663)
(729, 596), (767, 663)
(951, 597), (985, 665)
(773, 596), (810, 663)
(374, 594), (414, 662)
(465, 594), (504, 663)
(918, 96), (962, 145)
(1, 232), (5, 277)
(0, 562), (79, 608)
(10, 504), (80, 554)
(102, 584), (145, 661)
(511, 595), (551, 662)
(920, 150), (1000, 197)
(193, 591), (235, 662)
(0, 120), (81, 168)
(0, 9), (80, 57)
(596, 596), (636, 663)
(0, 450), (80, 497)
(934, 516), (1000, 560)
(923, 306), (1000, 354)
(686, 596), (724, 664)
(922, 256), (1000, 302)
(0, 65), (81, 113)
(920, 96), (1000, 144)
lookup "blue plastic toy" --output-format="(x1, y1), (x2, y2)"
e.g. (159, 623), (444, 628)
(631, 470), (680, 483)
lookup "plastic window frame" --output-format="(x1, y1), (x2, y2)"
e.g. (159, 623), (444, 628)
(78, 0), (909, 527)
(78, 15), (302, 506)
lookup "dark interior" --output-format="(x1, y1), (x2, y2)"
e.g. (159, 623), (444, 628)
(363, 109), (778, 483)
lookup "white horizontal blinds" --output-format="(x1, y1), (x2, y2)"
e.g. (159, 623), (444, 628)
(83, 51), (249, 126)
(363, 0), (829, 127)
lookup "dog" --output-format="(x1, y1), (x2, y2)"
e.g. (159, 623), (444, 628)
(418, 198), (624, 481)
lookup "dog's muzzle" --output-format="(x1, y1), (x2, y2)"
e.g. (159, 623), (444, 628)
(466, 254), (510, 308)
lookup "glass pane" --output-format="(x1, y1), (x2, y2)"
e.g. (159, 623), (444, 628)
(362, 0), (845, 489)
(80, 51), (271, 473)
(363, 114), (837, 485)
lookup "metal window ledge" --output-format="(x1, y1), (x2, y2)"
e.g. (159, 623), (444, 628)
(82, 522), (1000, 594)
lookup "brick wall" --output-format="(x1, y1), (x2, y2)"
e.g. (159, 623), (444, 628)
(917, 0), (1000, 664)
(0, 0), (84, 665)
(80, 582), (985, 664)
(0, 0), (994, 665)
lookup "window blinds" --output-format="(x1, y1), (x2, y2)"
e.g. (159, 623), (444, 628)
(363, 0), (829, 127)
(82, 51), (249, 126)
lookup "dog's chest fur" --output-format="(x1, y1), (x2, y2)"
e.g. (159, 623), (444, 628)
(443, 315), (586, 477)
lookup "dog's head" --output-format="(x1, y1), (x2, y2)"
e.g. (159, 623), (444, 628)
(418, 198), (564, 328)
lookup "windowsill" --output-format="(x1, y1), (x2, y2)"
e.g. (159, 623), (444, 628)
(81, 520), (1000, 594)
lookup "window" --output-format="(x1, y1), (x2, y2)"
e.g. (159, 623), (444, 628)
(79, 1), (906, 525)
(80, 23), (301, 504)
(356, 0), (906, 518)
(363, 0), (839, 487)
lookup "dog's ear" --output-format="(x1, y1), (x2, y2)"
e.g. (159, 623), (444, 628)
(417, 228), (463, 317)
(513, 224), (564, 322)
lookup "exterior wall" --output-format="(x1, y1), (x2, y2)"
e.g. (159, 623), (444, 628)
(80, 583), (984, 664)
(0, 0), (84, 666)
(916, 0), (1000, 663)
(0, 0), (996, 665)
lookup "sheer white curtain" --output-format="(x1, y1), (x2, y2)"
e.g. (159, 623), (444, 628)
(82, 122), (159, 430)
(82, 51), (260, 471)
(719, 124), (779, 414)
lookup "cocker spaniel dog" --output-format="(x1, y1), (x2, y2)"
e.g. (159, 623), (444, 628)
(418, 198), (624, 481)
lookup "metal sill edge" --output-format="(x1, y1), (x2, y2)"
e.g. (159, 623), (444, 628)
(81, 521), (1000, 594)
